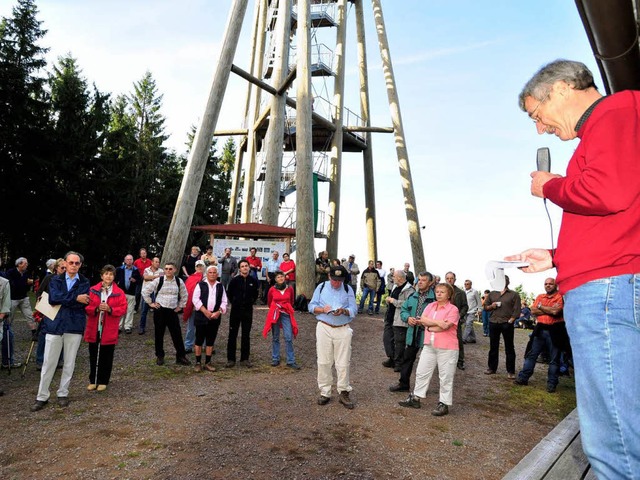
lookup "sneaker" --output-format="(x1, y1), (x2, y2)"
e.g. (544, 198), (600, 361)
(457, 363), (465, 371)
(382, 358), (394, 368)
(225, 361), (236, 368)
(514, 378), (528, 386)
(58, 397), (70, 407)
(547, 385), (557, 393)
(30, 400), (48, 412)
(96, 385), (107, 392)
(317, 395), (330, 406)
(484, 369), (496, 375)
(1, 362), (22, 369)
(507, 373), (516, 379)
(156, 357), (165, 366)
(271, 360), (280, 367)
(399, 394), (421, 409)
(87, 384), (97, 391)
(367, 311), (373, 315)
(287, 363), (301, 370)
(176, 357), (191, 366)
(389, 383), (410, 392)
(125, 329), (132, 334)
(357, 310), (363, 314)
(204, 363), (216, 372)
(194, 363), (202, 372)
(239, 360), (253, 368)
(431, 402), (449, 417)
(338, 391), (354, 409)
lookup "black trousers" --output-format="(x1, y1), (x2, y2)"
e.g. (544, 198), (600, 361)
(488, 322), (516, 373)
(154, 307), (186, 359)
(227, 306), (253, 362)
(88, 341), (116, 385)
(383, 310), (395, 359)
(392, 326), (407, 367)
(457, 320), (465, 366)
(398, 326), (424, 387)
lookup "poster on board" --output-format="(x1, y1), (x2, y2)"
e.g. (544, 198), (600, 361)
(213, 239), (287, 280)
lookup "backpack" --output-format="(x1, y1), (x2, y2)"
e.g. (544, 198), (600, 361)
(156, 276), (183, 302)
(293, 294), (308, 312)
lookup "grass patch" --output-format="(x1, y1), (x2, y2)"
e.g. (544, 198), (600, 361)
(127, 451), (141, 458)
(503, 379), (577, 421)
(452, 439), (463, 447)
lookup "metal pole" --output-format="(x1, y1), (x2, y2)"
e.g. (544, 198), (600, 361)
(162, 0), (249, 266)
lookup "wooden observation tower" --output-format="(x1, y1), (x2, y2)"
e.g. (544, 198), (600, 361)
(162, 0), (425, 297)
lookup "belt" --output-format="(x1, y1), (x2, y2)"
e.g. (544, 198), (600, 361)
(319, 320), (348, 328)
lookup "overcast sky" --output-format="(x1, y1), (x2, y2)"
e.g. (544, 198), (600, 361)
(1, 1), (600, 294)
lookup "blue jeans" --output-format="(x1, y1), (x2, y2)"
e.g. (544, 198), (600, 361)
(517, 327), (559, 388)
(564, 274), (640, 480)
(140, 291), (156, 333)
(184, 311), (196, 350)
(481, 310), (490, 335)
(359, 287), (375, 313)
(271, 313), (295, 364)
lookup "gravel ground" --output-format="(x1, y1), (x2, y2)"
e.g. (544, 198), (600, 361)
(0, 305), (576, 479)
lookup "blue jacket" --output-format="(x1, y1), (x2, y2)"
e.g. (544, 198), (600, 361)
(46, 273), (90, 335)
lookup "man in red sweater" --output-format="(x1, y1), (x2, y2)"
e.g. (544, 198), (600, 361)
(507, 59), (640, 479)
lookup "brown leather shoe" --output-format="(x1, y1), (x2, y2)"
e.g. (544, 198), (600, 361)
(338, 391), (354, 409)
(484, 369), (496, 375)
(194, 363), (202, 372)
(204, 363), (216, 372)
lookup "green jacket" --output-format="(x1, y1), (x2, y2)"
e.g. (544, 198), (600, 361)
(400, 288), (435, 347)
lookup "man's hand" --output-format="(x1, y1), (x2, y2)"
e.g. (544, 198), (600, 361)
(77, 294), (90, 305)
(150, 302), (160, 310)
(322, 305), (333, 314)
(504, 248), (553, 273)
(530, 171), (562, 198)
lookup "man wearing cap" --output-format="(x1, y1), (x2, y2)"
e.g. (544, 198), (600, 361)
(342, 255), (360, 290)
(308, 265), (357, 409)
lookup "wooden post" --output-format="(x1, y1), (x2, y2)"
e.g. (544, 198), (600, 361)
(295, 0), (315, 298)
(261, 0), (293, 225)
(325, 0), (348, 259)
(228, 0), (263, 224)
(370, 0), (425, 273)
(241, 0), (268, 223)
(162, 0), (249, 267)
(355, 0), (378, 262)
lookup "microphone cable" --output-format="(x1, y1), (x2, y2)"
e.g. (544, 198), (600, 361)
(543, 198), (555, 262)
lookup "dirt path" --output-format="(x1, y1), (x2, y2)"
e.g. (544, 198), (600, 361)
(0, 306), (576, 479)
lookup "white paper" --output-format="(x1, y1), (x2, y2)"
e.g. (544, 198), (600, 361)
(485, 261), (530, 291)
(34, 291), (61, 320)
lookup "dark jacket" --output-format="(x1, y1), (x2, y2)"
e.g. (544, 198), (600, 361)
(115, 265), (142, 296)
(227, 274), (259, 308)
(7, 268), (31, 299)
(46, 273), (90, 335)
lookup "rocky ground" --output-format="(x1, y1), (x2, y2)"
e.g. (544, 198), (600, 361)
(0, 306), (576, 479)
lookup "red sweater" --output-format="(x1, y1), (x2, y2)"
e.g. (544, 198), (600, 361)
(263, 286), (298, 337)
(544, 91), (640, 293)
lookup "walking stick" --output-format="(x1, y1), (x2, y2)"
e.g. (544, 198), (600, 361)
(95, 307), (104, 389)
(6, 323), (11, 376)
(21, 340), (36, 378)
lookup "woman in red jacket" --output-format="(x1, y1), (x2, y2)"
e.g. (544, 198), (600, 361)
(84, 265), (127, 391)
(263, 272), (299, 369)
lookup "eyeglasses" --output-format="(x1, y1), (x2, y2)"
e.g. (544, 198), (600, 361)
(66, 261), (81, 266)
(529, 92), (550, 123)
(165, 267), (174, 271)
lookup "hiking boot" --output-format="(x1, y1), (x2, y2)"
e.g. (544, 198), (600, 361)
(225, 361), (236, 368)
(204, 363), (216, 372)
(194, 363), (202, 372)
(58, 397), (70, 408)
(239, 360), (253, 368)
(156, 357), (165, 366)
(399, 394), (421, 409)
(389, 383), (410, 392)
(30, 400), (48, 412)
(287, 363), (301, 370)
(514, 378), (528, 386)
(317, 395), (330, 406)
(431, 402), (449, 416)
(547, 385), (557, 393)
(338, 391), (354, 409)
(271, 360), (280, 367)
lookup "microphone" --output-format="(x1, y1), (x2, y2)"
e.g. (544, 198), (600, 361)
(536, 147), (551, 172)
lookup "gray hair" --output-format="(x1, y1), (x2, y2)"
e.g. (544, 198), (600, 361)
(15, 257), (27, 266)
(45, 258), (56, 269)
(206, 265), (218, 273)
(64, 251), (84, 263)
(418, 271), (433, 282)
(394, 270), (407, 280)
(518, 59), (597, 111)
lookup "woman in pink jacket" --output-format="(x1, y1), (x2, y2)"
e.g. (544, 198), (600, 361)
(84, 265), (128, 391)
(399, 283), (459, 416)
